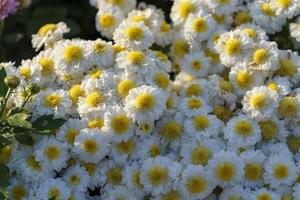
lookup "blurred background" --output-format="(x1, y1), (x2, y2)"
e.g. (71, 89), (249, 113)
(0, 0), (173, 64)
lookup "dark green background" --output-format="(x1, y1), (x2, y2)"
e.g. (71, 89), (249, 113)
(0, 0), (172, 64)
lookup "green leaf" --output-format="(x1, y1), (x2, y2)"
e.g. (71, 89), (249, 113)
(7, 113), (32, 129)
(0, 191), (6, 200)
(32, 115), (66, 130)
(0, 68), (8, 97)
(0, 164), (9, 176)
(0, 136), (11, 149)
(14, 134), (34, 146)
(0, 164), (10, 188)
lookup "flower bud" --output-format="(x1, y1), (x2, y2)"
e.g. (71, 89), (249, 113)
(4, 75), (20, 89)
(26, 83), (40, 95)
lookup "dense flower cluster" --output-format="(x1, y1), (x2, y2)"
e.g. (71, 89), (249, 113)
(1, 0), (300, 199)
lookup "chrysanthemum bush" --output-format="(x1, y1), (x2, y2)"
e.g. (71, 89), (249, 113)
(1, 0), (300, 199)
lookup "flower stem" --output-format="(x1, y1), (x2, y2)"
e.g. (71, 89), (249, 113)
(0, 88), (12, 118)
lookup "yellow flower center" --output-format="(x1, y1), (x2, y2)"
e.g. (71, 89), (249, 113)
(261, 3), (276, 16)
(99, 14), (114, 28)
(234, 11), (251, 26)
(108, 0), (124, 6)
(44, 94), (61, 108)
(69, 174), (81, 185)
(89, 69), (103, 79)
(216, 162), (236, 181)
(225, 38), (242, 56)
(154, 73), (169, 89)
(126, 51), (145, 65)
(213, 105), (232, 122)
(166, 97), (175, 109)
(236, 71), (253, 89)
(161, 121), (183, 140)
(106, 166), (122, 185)
(278, 97), (298, 117)
(48, 187), (60, 200)
(135, 93), (156, 112)
(94, 42), (106, 54)
(250, 93), (267, 109)
(117, 79), (136, 98)
(85, 91), (104, 107)
(242, 28), (256, 40)
(83, 163), (97, 176)
(276, 0), (292, 9)
(259, 120), (278, 141)
(149, 144), (161, 157)
(63, 45), (83, 64)
(88, 118), (104, 129)
(148, 165), (169, 186)
(44, 145), (61, 160)
(287, 135), (300, 153)
(187, 98), (203, 109)
(12, 185), (27, 200)
(155, 51), (169, 62)
(185, 84), (202, 97)
(172, 39), (189, 57)
(178, 1), (195, 18)
(278, 59), (297, 76)
(160, 21), (171, 32)
(193, 115), (210, 131)
(139, 122), (152, 133)
(19, 66), (31, 80)
(192, 18), (207, 32)
(191, 146), (211, 165)
(187, 176), (207, 194)
(39, 57), (54, 75)
(162, 190), (180, 200)
(267, 82), (279, 91)
(132, 170), (143, 188)
(26, 155), (42, 171)
(69, 85), (85, 103)
(116, 139), (136, 154)
(212, 13), (225, 24)
(253, 48), (268, 65)
(0, 145), (11, 164)
(111, 114), (130, 134)
(125, 27), (144, 41)
(217, 0), (230, 4)
(65, 128), (79, 144)
(83, 139), (98, 154)
(219, 80), (233, 92)
(234, 120), (253, 137)
(204, 48), (220, 64)
(191, 60), (202, 71)
(274, 164), (289, 180)
(38, 23), (57, 36)
(257, 193), (272, 200)
(244, 163), (263, 181)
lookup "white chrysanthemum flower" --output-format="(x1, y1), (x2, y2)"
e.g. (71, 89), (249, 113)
(290, 22), (300, 42)
(97, 0), (137, 14)
(144, 70), (171, 91)
(179, 51), (211, 78)
(30, 88), (72, 118)
(239, 150), (266, 188)
(86, 39), (115, 68)
(170, 0), (202, 26)
(180, 138), (223, 166)
(179, 96), (212, 117)
(183, 9), (217, 45)
(266, 76), (292, 96)
(110, 137), (137, 164)
(63, 164), (89, 192)
(56, 118), (83, 146)
(264, 154), (297, 189)
(95, 5), (125, 39)
(72, 128), (110, 163)
(258, 117), (289, 143)
(106, 185), (138, 200)
(184, 114), (223, 139)
(180, 164), (216, 200)
(215, 29), (253, 66)
(154, 20), (173, 46)
(236, 23), (269, 43)
(224, 114), (261, 148)
(204, 0), (239, 15)
(147, 50), (172, 73)
(229, 62), (265, 96)
(179, 78), (210, 99)
(206, 25), (228, 51)
(208, 150), (244, 187)
(251, 188), (281, 200)
(77, 89), (106, 117)
(104, 105), (134, 142)
(113, 21), (154, 50)
(242, 86), (279, 120)
(151, 189), (183, 200)
(248, 41), (279, 71)
(293, 184), (300, 199)
(122, 162), (144, 197)
(219, 186), (247, 200)
(277, 94), (300, 119)
(31, 22), (70, 51)
(8, 178), (30, 200)
(81, 110), (105, 130)
(270, 0), (300, 19)
(140, 156), (182, 195)
(249, 0), (287, 34)
(34, 136), (69, 171)
(276, 50), (300, 84)
(17, 59), (41, 84)
(37, 178), (71, 200)
(124, 85), (167, 122)
(134, 135), (164, 160)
